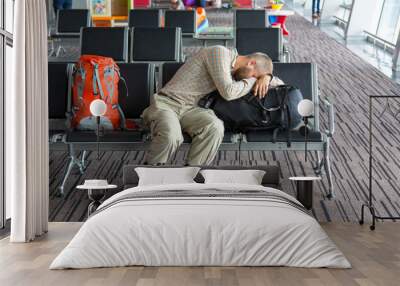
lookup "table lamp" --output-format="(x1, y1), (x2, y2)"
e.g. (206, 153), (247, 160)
(90, 99), (107, 160)
(297, 99), (314, 162)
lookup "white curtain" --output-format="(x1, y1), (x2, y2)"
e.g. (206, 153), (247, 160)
(7, 0), (49, 242)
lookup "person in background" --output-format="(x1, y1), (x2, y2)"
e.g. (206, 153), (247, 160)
(196, 0), (206, 7)
(312, 0), (321, 18)
(170, 0), (185, 10)
(53, 0), (72, 15)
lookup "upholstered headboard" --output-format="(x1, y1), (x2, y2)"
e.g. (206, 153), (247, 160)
(122, 165), (280, 189)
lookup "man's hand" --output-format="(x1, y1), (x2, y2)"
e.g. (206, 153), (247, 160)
(253, 74), (272, 98)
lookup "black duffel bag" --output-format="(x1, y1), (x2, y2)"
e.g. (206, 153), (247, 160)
(199, 85), (304, 146)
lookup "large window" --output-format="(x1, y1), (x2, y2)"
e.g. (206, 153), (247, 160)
(0, 0), (14, 229)
(365, 0), (400, 45)
(376, 0), (400, 44)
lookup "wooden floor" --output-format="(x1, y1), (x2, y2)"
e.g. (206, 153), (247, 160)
(0, 223), (399, 286)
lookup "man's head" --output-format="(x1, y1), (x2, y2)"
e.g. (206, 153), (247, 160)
(233, 53), (273, 80)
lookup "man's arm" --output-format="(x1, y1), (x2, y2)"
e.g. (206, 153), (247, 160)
(204, 47), (257, 101)
(253, 74), (272, 98)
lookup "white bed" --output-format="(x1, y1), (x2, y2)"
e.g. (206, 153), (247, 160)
(50, 183), (351, 269)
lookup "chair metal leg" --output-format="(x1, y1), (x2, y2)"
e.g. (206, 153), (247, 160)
(313, 151), (323, 174)
(56, 44), (66, 57)
(283, 45), (291, 63)
(58, 156), (75, 197)
(80, 150), (87, 173)
(48, 39), (56, 57)
(284, 50), (291, 63)
(58, 144), (86, 197)
(323, 139), (334, 199)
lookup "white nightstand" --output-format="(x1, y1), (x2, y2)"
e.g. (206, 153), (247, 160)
(77, 181), (117, 216)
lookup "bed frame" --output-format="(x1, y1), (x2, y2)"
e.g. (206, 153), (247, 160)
(122, 165), (281, 189)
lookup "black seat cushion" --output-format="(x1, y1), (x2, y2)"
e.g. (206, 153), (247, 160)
(272, 63), (314, 101)
(57, 9), (90, 34)
(246, 129), (322, 142)
(131, 27), (180, 62)
(183, 132), (235, 143)
(129, 9), (161, 28)
(48, 62), (69, 119)
(80, 27), (128, 62)
(236, 28), (281, 62)
(165, 10), (196, 34)
(235, 10), (267, 28)
(162, 62), (184, 86)
(66, 130), (143, 143)
(118, 63), (153, 118)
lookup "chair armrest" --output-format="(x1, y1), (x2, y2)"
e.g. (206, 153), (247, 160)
(321, 96), (335, 137)
(283, 44), (290, 63)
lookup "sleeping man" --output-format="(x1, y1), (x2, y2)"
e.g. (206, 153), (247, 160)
(142, 45), (282, 166)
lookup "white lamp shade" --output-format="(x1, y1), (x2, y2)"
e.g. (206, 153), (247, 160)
(90, 99), (107, 117)
(297, 99), (314, 117)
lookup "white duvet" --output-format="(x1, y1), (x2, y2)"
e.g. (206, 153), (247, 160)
(50, 183), (351, 269)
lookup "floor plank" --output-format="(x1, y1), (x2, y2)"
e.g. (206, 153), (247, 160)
(1, 223), (399, 286)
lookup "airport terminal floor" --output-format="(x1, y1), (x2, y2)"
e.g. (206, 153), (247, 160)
(49, 9), (400, 223)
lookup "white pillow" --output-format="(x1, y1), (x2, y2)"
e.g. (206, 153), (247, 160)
(200, 169), (266, 185)
(135, 167), (201, 186)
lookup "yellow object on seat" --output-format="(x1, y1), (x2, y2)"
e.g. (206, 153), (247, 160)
(271, 3), (283, 10)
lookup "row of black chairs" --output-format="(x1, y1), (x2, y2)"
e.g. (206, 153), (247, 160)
(53, 9), (196, 36)
(53, 8), (274, 36)
(48, 61), (335, 199)
(50, 9), (190, 58)
(78, 26), (284, 63)
(129, 9), (274, 32)
(51, 8), (287, 62)
(80, 27), (183, 63)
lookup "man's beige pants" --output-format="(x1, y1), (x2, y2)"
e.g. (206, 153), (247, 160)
(142, 94), (224, 165)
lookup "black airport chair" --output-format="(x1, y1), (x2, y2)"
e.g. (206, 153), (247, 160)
(128, 9), (161, 28)
(161, 62), (184, 86)
(130, 27), (183, 63)
(50, 9), (91, 57)
(244, 63), (334, 197)
(117, 63), (155, 120)
(164, 10), (196, 36)
(161, 62), (335, 198)
(236, 28), (286, 62)
(48, 62), (155, 195)
(80, 27), (129, 62)
(234, 9), (267, 28)
(56, 9), (91, 35)
(48, 62), (70, 139)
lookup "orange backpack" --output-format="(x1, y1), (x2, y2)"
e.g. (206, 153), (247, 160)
(68, 55), (135, 130)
